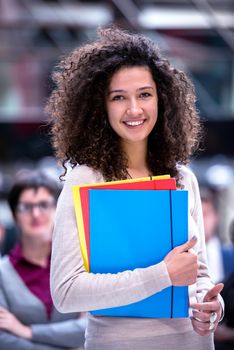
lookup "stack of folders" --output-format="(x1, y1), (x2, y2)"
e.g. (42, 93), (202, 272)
(72, 175), (189, 318)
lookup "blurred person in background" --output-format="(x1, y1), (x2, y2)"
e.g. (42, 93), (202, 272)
(229, 220), (234, 245)
(0, 222), (18, 257)
(201, 189), (234, 349)
(214, 219), (234, 350)
(0, 223), (5, 257)
(0, 170), (86, 350)
(201, 187), (234, 283)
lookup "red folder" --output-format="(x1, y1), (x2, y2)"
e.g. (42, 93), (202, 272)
(80, 178), (176, 265)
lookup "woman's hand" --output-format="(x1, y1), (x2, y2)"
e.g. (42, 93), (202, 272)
(164, 236), (198, 286)
(0, 307), (32, 339)
(191, 283), (224, 336)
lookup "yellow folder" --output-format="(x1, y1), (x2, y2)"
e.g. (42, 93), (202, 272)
(73, 175), (170, 271)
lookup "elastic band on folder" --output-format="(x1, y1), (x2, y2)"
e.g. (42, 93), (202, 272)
(169, 190), (174, 319)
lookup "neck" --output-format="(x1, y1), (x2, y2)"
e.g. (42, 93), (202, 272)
(21, 238), (51, 267)
(122, 141), (151, 179)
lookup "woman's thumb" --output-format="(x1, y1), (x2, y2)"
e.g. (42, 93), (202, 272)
(203, 283), (224, 302)
(177, 236), (197, 253)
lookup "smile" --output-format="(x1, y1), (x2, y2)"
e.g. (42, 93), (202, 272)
(123, 120), (145, 127)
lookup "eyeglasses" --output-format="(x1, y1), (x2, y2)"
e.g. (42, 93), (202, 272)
(16, 201), (55, 214)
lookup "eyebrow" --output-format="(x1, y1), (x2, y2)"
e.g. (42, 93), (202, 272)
(108, 86), (154, 95)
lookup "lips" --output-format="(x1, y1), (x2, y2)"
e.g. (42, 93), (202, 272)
(123, 119), (146, 127)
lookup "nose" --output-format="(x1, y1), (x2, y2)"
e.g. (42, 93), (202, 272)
(127, 98), (143, 117)
(31, 206), (41, 217)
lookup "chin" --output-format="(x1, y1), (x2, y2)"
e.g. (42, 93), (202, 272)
(29, 227), (47, 235)
(125, 135), (149, 143)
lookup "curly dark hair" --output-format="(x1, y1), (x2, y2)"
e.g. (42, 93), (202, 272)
(46, 26), (202, 182)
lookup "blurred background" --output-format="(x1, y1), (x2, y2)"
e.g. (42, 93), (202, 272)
(0, 0), (234, 242)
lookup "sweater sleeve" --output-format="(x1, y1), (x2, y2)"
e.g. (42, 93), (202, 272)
(180, 166), (224, 313)
(189, 168), (214, 300)
(31, 318), (86, 348)
(50, 166), (172, 313)
(0, 331), (66, 350)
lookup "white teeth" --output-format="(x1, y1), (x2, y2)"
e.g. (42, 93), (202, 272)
(125, 120), (144, 126)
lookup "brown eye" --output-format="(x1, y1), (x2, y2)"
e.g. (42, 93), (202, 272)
(140, 92), (151, 98)
(112, 95), (125, 101)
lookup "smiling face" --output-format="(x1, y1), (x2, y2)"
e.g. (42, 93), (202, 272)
(105, 66), (158, 149)
(15, 187), (56, 242)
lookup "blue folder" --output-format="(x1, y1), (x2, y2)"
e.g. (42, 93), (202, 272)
(89, 189), (188, 318)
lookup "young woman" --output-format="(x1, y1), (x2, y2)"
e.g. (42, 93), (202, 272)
(0, 171), (85, 349)
(48, 27), (224, 350)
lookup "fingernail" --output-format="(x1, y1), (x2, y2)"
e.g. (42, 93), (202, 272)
(191, 235), (197, 241)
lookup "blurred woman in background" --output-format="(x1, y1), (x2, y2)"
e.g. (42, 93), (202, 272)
(0, 170), (86, 350)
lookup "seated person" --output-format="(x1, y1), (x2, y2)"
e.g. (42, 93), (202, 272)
(201, 187), (234, 283)
(0, 170), (86, 350)
(215, 220), (234, 350)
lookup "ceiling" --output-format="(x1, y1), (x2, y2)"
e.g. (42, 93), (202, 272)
(0, 0), (233, 121)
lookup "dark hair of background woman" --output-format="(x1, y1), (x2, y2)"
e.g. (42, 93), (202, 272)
(46, 26), (202, 183)
(8, 171), (59, 217)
